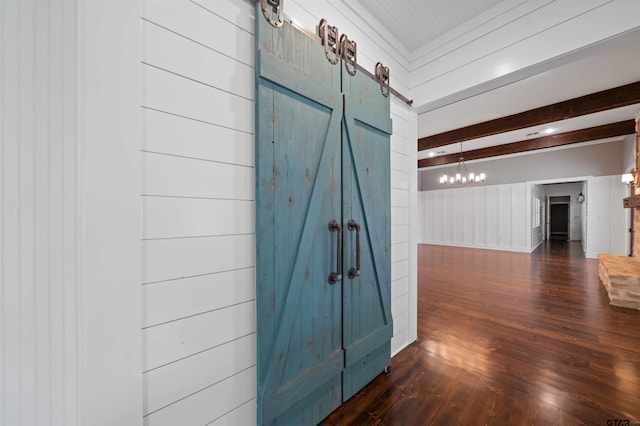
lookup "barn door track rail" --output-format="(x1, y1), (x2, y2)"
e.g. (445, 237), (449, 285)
(259, 0), (413, 106)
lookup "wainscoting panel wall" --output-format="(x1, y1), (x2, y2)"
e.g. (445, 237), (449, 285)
(585, 175), (629, 258)
(419, 183), (528, 252)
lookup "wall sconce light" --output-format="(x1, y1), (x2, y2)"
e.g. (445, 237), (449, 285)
(577, 192), (585, 204)
(621, 172), (636, 186)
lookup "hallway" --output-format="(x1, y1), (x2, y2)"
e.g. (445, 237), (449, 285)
(322, 243), (640, 425)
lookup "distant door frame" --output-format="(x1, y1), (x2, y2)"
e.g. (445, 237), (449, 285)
(547, 197), (570, 240)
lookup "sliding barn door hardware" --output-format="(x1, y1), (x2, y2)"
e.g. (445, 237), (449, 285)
(375, 62), (390, 97)
(260, 0), (283, 27)
(319, 19), (340, 65)
(256, 5), (412, 106)
(340, 34), (357, 76)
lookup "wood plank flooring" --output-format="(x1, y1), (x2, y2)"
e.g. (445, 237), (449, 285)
(322, 242), (640, 425)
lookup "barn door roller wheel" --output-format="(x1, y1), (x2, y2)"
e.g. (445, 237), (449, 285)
(261, 0), (283, 27)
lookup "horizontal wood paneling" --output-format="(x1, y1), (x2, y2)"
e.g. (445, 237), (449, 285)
(391, 294), (409, 317)
(420, 183), (529, 252)
(194, 0), (254, 33)
(143, 64), (253, 133)
(391, 169), (409, 190)
(143, 234), (255, 284)
(141, 1), (257, 424)
(391, 188), (409, 207)
(392, 207), (410, 225)
(143, 108), (254, 167)
(391, 225), (409, 245)
(391, 150), (409, 172)
(143, 0), (254, 66)
(391, 260), (410, 282)
(391, 113), (409, 138)
(392, 242), (410, 263)
(143, 301), (255, 371)
(144, 333), (255, 414)
(144, 152), (254, 200)
(143, 197), (254, 239)
(208, 399), (256, 425)
(391, 277), (410, 300)
(142, 268), (255, 327)
(144, 366), (256, 426)
(142, 19), (254, 100)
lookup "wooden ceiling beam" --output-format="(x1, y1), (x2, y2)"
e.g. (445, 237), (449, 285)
(418, 81), (640, 151)
(417, 120), (635, 168)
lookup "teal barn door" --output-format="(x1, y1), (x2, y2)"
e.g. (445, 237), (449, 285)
(255, 12), (344, 425)
(341, 67), (393, 401)
(256, 6), (392, 424)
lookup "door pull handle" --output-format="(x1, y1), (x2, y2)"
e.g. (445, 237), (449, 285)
(328, 220), (343, 284)
(348, 219), (361, 279)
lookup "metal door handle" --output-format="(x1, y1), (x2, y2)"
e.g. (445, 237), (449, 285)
(328, 220), (342, 284)
(348, 219), (361, 279)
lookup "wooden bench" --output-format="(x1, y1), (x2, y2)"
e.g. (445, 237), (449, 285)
(598, 254), (640, 310)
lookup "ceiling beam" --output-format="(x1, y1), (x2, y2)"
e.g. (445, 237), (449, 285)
(417, 120), (635, 168)
(418, 81), (640, 151)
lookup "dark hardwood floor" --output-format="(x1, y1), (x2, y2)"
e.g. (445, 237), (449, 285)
(322, 242), (640, 425)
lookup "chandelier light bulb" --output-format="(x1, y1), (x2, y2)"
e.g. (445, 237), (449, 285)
(437, 142), (486, 185)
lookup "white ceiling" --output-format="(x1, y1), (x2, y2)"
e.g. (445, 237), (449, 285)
(354, 1), (640, 167)
(352, 0), (504, 53)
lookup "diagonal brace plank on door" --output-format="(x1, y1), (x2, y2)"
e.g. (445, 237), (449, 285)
(260, 102), (343, 400)
(343, 114), (393, 326)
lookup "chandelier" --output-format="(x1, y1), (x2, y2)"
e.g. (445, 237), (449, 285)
(439, 142), (485, 184)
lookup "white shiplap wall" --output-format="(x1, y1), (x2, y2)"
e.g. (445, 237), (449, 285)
(1, 3), (80, 425)
(140, 1), (256, 425)
(419, 183), (528, 252)
(141, 0), (417, 424)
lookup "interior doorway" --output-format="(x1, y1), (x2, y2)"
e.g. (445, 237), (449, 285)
(548, 196), (570, 240)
